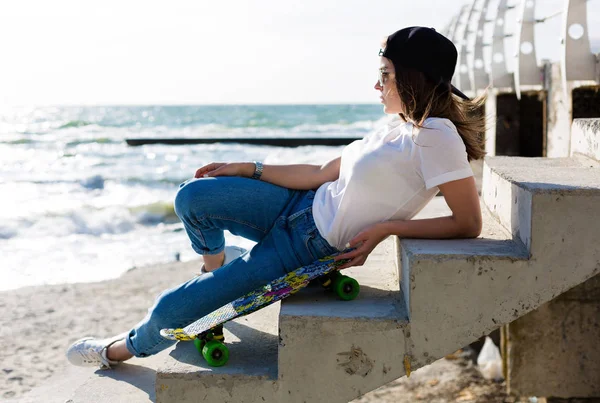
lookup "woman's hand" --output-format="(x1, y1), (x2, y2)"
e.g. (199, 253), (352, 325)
(333, 222), (389, 270)
(194, 162), (253, 179)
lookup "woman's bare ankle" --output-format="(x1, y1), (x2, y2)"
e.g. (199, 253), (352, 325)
(204, 251), (226, 272)
(106, 339), (134, 362)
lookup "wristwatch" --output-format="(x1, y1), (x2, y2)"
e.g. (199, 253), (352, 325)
(251, 161), (263, 180)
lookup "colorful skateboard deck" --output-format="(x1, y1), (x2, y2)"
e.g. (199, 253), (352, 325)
(159, 254), (359, 366)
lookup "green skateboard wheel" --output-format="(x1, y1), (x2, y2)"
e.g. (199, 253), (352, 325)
(202, 340), (230, 367)
(333, 274), (360, 301)
(194, 338), (206, 353)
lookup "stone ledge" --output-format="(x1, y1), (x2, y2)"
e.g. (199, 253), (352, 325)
(281, 236), (404, 321)
(485, 156), (600, 195)
(400, 200), (529, 262)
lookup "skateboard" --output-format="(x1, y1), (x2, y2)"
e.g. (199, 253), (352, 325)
(159, 254), (360, 367)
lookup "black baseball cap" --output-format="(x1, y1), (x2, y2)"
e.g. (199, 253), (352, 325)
(379, 26), (470, 100)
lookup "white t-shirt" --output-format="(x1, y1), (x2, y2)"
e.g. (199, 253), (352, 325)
(312, 116), (474, 251)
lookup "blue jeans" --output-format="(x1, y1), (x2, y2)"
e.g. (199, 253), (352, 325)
(125, 176), (342, 357)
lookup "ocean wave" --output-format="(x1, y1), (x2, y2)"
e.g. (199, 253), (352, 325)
(58, 120), (93, 129)
(124, 177), (183, 186)
(80, 175), (105, 190)
(58, 209), (136, 236)
(0, 217), (34, 239)
(0, 226), (18, 239)
(128, 201), (178, 225)
(288, 120), (377, 134)
(2, 138), (34, 145)
(9, 202), (178, 239)
(65, 137), (117, 147)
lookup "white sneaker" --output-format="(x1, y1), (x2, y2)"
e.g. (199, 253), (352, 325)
(199, 245), (248, 275)
(66, 333), (126, 369)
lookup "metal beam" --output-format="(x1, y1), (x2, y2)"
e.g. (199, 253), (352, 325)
(456, 0), (478, 95)
(560, 0), (597, 98)
(470, 0), (492, 92)
(514, 0), (542, 99)
(490, 0), (515, 90)
(451, 6), (471, 90)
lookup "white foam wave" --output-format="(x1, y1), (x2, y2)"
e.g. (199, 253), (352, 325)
(0, 225), (256, 291)
(0, 107), (390, 290)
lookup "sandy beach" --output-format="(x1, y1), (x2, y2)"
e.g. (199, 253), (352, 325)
(1, 253), (519, 402)
(0, 258), (199, 400)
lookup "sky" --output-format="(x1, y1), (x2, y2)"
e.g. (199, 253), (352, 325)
(0, 0), (598, 105)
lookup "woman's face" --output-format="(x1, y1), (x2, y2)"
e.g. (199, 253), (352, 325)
(375, 57), (403, 115)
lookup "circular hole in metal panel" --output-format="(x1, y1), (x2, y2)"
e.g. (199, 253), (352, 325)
(525, 0), (534, 8)
(497, 18), (504, 26)
(460, 64), (468, 74)
(568, 23), (585, 40)
(520, 41), (533, 55)
(493, 53), (504, 63)
(475, 59), (484, 69)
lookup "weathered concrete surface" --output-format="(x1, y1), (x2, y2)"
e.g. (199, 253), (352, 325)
(545, 61), (599, 158)
(277, 314), (407, 403)
(485, 89), (498, 156)
(276, 237), (408, 403)
(483, 154), (600, 399)
(155, 236), (406, 403)
(546, 61), (573, 158)
(155, 302), (280, 402)
(401, 154), (600, 380)
(399, 199), (530, 372)
(498, 120), (600, 398)
(21, 345), (176, 403)
(483, 156), (600, 250)
(505, 273), (600, 398)
(571, 118), (600, 162)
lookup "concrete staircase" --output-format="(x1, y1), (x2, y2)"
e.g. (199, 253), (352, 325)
(23, 119), (600, 402)
(155, 118), (600, 402)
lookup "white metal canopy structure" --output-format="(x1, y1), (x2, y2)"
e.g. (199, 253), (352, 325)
(443, 0), (598, 99)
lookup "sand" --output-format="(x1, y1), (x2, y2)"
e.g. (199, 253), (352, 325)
(1, 256), (517, 402)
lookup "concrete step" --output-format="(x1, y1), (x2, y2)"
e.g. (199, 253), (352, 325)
(398, 197), (530, 371)
(482, 155), (600, 250)
(155, 302), (280, 402)
(155, 236), (405, 403)
(276, 236), (408, 403)
(402, 156), (600, 373)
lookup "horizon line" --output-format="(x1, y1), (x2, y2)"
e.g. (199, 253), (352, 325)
(1, 102), (382, 108)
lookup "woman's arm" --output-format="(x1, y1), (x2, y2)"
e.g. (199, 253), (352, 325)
(333, 176), (481, 270)
(381, 176), (482, 239)
(241, 157), (341, 190)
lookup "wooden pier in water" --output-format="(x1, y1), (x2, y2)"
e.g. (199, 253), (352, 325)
(125, 137), (359, 147)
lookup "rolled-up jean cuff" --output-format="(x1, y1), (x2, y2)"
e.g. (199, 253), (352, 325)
(197, 247), (226, 256)
(191, 243), (225, 256)
(125, 332), (143, 357)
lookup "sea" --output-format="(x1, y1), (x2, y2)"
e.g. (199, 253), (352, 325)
(0, 104), (388, 291)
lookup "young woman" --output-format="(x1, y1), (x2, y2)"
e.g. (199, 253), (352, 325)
(66, 26), (485, 368)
